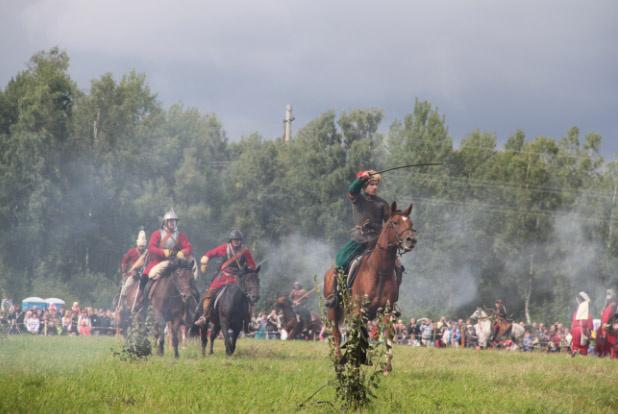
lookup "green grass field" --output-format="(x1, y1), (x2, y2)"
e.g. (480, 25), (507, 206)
(1, 335), (617, 413)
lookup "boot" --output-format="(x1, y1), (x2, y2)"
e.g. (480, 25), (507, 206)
(194, 296), (212, 327)
(324, 268), (341, 308)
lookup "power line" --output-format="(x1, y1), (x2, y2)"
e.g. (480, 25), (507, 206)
(386, 136), (606, 162)
(399, 196), (618, 226)
(385, 169), (617, 200)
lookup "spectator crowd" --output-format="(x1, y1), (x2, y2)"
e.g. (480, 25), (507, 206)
(2, 298), (614, 358)
(1, 301), (116, 336)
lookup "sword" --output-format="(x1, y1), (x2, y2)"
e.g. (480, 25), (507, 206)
(370, 162), (443, 175)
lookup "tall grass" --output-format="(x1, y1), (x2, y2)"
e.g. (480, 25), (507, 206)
(1, 336), (617, 413)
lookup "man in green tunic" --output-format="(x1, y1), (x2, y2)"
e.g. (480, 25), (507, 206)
(325, 170), (391, 307)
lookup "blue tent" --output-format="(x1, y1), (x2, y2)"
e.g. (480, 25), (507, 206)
(21, 297), (48, 311)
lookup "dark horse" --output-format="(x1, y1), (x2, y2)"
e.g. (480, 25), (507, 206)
(274, 296), (322, 340)
(200, 268), (260, 356)
(147, 259), (197, 358)
(323, 202), (416, 373)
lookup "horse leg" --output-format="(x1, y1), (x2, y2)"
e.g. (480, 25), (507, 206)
(152, 312), (165, 356)
(200, 325), (208, 357)
(328, 306), (343, 361)
(171, 319), (181, 359)
(220, 320), (233, 356)
(229, 325), (240, 355)
(209, 323), (219, 355)
(383, 313), (394, 375)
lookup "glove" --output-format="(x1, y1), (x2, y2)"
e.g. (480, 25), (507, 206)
(200, 256), (208, 274)
(176, 251), (185, 259)
(163, 249), (172, 258)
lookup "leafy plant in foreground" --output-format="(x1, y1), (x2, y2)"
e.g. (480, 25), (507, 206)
(113, 310), (152, 361)
(325, 270), (390, 410)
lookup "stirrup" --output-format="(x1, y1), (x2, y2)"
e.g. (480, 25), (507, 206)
(194, 316), (208, 327)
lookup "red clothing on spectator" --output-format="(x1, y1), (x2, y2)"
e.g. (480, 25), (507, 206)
(144, 229), (192, 275)
(120, 246), (142, 274)
(570, 311), (593, 355)
(597, 300), (618, 358)
(204, 243), (256, 291)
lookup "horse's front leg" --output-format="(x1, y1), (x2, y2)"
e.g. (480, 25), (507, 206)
(383, 313), (394, 375)
(152, 312), (165, 356)
(327, 307), (342, 360)
(209, 323), (220, 355)
(200, 325), (208, 357)
(171, 319), (181, 358)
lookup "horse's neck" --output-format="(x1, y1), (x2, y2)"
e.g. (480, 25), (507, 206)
(367, 230), (397, 273)
(152, 275), (176, 302)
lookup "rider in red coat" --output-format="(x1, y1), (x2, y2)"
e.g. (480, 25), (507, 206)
(120, 230), (147, 276)
(134, 208), (193, 310)
(194, 229), (256, 327)
(118, 230), (148, 309)
(597, 289), (618, 358)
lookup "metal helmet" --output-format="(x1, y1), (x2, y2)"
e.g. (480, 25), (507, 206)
(163, 208), (179, 222)
(228, 229), (244, 241)
(606, 288), (616, 301)
(136, 230), (147, 248)
(293, 281), (302, 289)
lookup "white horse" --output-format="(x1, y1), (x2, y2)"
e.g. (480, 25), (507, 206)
(470, 308), (492, 348)
(470, 307), (525, 349)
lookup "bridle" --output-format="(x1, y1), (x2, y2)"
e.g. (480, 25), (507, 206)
(241, 271), (260, 304)
(380, 215), (416, 255)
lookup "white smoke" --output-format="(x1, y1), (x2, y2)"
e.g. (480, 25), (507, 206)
(258, 234), (333, 308)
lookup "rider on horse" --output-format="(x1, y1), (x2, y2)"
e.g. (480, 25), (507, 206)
(289, 281), (311, 326)
(490, 299), (508, 342)
(120, 229), (147, 276)
(194, 229), (256, 327)
(134, 208), (193, 311)
(325, 170), (403, 307)
(117, 229), (147, 308)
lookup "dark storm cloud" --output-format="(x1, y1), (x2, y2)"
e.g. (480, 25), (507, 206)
(2, 0), (617, 151)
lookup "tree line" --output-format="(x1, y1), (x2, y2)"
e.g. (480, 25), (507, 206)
(1, 48), (616, 323)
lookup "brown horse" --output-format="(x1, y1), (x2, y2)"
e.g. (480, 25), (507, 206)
(200, 268), (260, 356)
(323, 201), (416, 373)
(274, 296), (322, 340)
(147, 259), (196, 358)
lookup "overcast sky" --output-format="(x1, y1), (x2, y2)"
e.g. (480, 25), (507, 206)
(2, 0), (617, 154)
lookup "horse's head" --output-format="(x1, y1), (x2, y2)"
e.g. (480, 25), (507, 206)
(170, 259), (195, 304)
(383, 201), (417, 253)
(470, 307), (487, 320)
(242, 266), (261, 305)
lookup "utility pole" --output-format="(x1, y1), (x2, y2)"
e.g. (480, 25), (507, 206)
(283, 104), (294, 142)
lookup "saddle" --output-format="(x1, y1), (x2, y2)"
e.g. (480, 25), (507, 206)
(212, 286), (228, 311)
(346, 251), (371, 288)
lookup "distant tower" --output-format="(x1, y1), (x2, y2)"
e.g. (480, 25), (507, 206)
(283, 104), (295, 142)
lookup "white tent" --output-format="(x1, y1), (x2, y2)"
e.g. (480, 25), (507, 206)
(21, 297), (47, 310)
(22, 296), (45, 303)
(45, 298), (65, 306)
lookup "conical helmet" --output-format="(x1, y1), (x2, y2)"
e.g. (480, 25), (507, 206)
(163, 208), (179, 221)
(136, 230), (147, 248)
